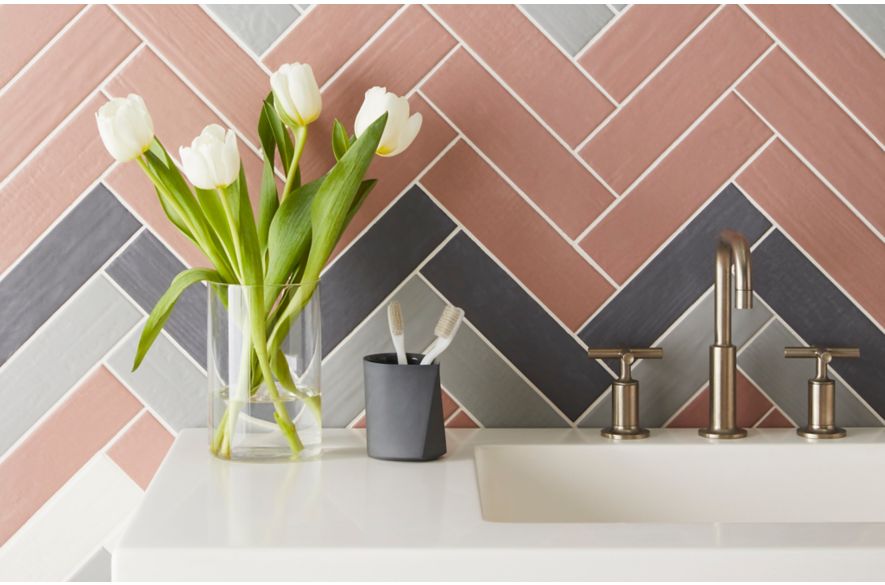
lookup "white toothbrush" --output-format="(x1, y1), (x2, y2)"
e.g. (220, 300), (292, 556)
(420, 306), (464, 365)
(388, 301), (407, 365)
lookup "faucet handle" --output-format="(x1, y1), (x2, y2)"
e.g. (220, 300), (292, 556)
(587, 347), (662, 440)
(784, 346), (859, 440)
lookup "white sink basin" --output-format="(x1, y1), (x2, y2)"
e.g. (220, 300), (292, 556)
(475, 441), (885, 523)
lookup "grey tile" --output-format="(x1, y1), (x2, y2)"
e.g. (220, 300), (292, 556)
(0, 275), (141, 456)
(321, 276), (442, 427)
(106, 230), (207, 368)
(107, 326), (207, 430)
(739, 319), (882, 428)
(754, 230), (885, 417)
(206, 4), (301, 55)
(69, 547), (111, 582)
(838, 5), (885, 53)
(321, 186), (455, 356)
(580, 185), (771, 356)
(440, 320), (568, 428)
(580, 289), (773, 428)
(611, 4), (628, 12)
(0, 184), (140, 366)
(521, 4), (615, 55)
(422, 232), (613, 420)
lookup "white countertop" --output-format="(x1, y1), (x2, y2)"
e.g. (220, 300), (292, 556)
(113, 428), (885, 581)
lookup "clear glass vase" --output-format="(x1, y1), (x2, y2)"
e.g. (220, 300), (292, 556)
(207, 282), (321, 461)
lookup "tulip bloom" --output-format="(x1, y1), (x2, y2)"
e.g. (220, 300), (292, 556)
(270, 63), (322, 128)
(354, 87), (422, 157)
(179, 125), (240, 190)
(96, 94), (154, 162)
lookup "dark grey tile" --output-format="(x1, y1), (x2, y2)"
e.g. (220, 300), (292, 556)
(520, 4), (615, 55)
(106, 230), (207, 367)
(753, 230), (885, 417)
(422, 232), (613, 420)
(0, 184), (139, 366)
(321, 186), (455, 356)
(579, 185), (771, 357)
(206, 4), (301, 55)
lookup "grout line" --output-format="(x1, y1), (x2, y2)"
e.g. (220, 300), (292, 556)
(752, 405), (778, 428)
(739, 4), (885, 152)
(735, 362), (792, 424)
(574, 4), (725, 153)
(0, 5), (91, 98)
(573, 134), (778, 334)
(574, 4), (632, 61)
(322, 135), (460, 273)
(422, 7), (620, 195)
(831, 5), (885, 60)
(418, 180), (599, 353)
(0, 43), (146, 192)
(416, 272), (575, 428)
(108, 6), (268, 165)
(345, 410), (364, 429)
(735, 176), (885, 334)
(259, 5), (307, 60)
(513, 4), (619, 106)
(660, 382), (709, 428)
(733, 90), (885, 245)
(417, 92), (619, 290)
(406, 42), (461, 100)
(320, 228), (462, 363)
(319, 5), (409, 92)
(736, 314), (778, 357)
(198, 5), (270, 70)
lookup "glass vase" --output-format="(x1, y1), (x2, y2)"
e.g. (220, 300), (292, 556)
(207, 282), (321, 461)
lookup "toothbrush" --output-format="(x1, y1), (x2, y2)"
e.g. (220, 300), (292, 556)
(388, 301), (407, 365)
(420, 306), (464, 365)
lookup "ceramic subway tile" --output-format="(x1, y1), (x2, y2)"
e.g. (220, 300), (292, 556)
(107, 411), (175, 490)
(106, 230), (207, 367)
(581, 6), (771, 192)
(321, 186), (455, 356)
(519, 4), (614, 56)
(579, 4), (716, 101)
(69, 548), (112, 582)
(422, 141), (612, 329)
(667, 372), (776, 429)
(0, 275), (141, 456)
(0, 4), (82, 87)
(205, 4), (300, 56)
(422, 232), (613, 420)
(0, 184), (140, 366)
(837, 5), (885, 53)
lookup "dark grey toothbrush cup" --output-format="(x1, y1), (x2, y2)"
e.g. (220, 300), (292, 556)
(362, 353), (447, 461)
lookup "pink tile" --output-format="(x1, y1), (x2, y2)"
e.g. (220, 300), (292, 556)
(263, 5), (400, 85)
(581, 6), (771, 193)
(440, 388), (459, 421)
(446, 411), (478, 428)
(0, 5), (138, 180)
(667, 372), (774, 429)
(423, 141), (613, 329)
(581, 94), (771, 284)
(107, 411), (174, 490)
(749, 5), (885, 143)
(422, 49), (613, 238)
(0, 367), (141, 545)
(0, 94), (113, 273)
(330, 94), (456, 261)
(0, 4), (83, 87)
(756, 408), (794, 428)
(432, 4), (613, 146)
(738, 47), (885, 234)
(353, 415), (366, 429)
(580, 4), (717, 102)
(116, 5), (269, 147)
(299, 6), (456, 182)
(738, 140), (885, 328)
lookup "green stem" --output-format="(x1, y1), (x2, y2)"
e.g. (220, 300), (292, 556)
(281, 125), (308, 201)
(217, 187), (244, 281)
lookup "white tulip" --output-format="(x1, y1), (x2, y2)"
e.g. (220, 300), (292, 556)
(179, 125), (240, 190)
(354, 87), (422, 157)
(270, 63), (322, 127)
(95, 94), (154, 162)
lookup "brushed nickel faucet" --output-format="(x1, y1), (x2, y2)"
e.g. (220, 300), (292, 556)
(699, 230), (753, 439)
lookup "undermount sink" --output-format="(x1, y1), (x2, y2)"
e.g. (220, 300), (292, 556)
(475, 439), (885, 524)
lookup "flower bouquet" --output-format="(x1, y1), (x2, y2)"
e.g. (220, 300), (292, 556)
(96, 63), (422, 460)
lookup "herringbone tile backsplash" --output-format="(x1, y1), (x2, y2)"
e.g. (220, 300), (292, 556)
(1, 3), (884, 579)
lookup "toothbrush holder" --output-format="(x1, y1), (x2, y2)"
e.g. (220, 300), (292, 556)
(362, 353), (447, 461)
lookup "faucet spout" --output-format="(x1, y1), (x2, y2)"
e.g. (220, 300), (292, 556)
(702, 229), (753, 440)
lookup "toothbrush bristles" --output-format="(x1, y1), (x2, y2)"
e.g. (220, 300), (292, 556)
(434, 306), (464, 338)
(388, 302), (404, 335)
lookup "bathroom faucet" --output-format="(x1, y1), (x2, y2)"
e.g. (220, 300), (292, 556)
(699, 230), (753, 439)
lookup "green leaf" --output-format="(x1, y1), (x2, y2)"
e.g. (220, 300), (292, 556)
(133, 268), (221, 370)
(331, 119), (350, 161)
(265, 176), (323, 289)
(262, 93), (293, 172)
(344, 178), (376, 229)
(230, 165), (264, 286)
(257, 106), (279, 253)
